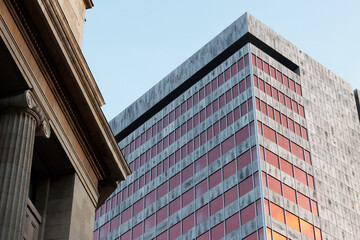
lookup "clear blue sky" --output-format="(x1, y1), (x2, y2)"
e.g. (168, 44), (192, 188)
(82, 0), (359, 121)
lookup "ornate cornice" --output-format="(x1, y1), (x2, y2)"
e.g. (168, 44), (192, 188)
(4, 0), (107, 180)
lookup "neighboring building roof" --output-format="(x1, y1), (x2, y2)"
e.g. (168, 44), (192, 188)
(110, 12), (354, 141)
(109, 13), (300, 140)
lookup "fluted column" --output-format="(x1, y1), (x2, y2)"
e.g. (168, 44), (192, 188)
(0, 90), (50, 240)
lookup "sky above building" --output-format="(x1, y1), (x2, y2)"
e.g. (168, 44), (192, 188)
(82, 0), (359, 121)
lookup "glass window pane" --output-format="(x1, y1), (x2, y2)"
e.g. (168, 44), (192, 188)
(223, 160), (236, 180)
(299, 104), (305, 117)
(241, 203), (256, 224)
(315, 227), (322, 240)
(283, 184), (296, 203)
(268, 175), (282, 195)
(265, 83), (272, 96)
(286, 211), (300, 231)
(225, 212), (240, 234)
(169, 173), (180, 191)
(144, 214), (155, 232)
(156, 231), (167, 240)
(218, 73), (224, 86)
(237, 150), (251, 170)
(132, 222), (143, 239)
(297, 192), (311, 212)
(263, 124), (276, 143)
(197, 231), (209, 240)
(270, 202), (285, 223)
(196, 179), (208, 198)
(311, 200), (319, 216)
(211, 222), (224, 240)
(294, 167), (307, 185)
(182, 164), (193, 182)
(196, 204), (209, 224)
(182, 188), (194, 207)
(120, 230), (131, 240)
(263, 62), (269, 74)
(182, 213), (194, 233)
(280, 158), (293, 177)
(195, 155), (207, 173)
(267, 105), (274, 119)
(235, 125), (249, 144)
(121, 207), (131, 223)
(210, 195), (223, 215)
(265, 149), (279, 168)
(239, 176), (253, 197)
(296, 83), (302, 96)
(133, 198), (144, 216)
(300, 219), (315, 239)
(291, 141), (304, 160)
(272, 231), (286, 240)
(224, 186), (238, 206)
(278, 134), (290, 151)
(169, 222), (181, 239)
(209, 170), (222, 189)
(231, 63), (237, 77)
(208, 145), (221, 164)
(222, 135), (234, 154)
(169, 197), (180, 215)
(145, 190), (155, 206)
(156, 206), (167, 224)
(238, 58), (244, 71)
(110, 215), (120, 232)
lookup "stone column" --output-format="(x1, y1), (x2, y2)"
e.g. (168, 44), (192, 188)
(0, 90), (50, 240)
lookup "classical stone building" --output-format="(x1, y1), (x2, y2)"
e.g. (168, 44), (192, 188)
(0, 0), (130, 239)
(94, 13), (360, 240)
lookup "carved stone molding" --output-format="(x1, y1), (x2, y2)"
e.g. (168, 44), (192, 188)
(0, 90), (50, 138)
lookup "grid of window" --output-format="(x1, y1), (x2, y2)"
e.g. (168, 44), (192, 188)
(262, 171), (318, 215)
(259, 146), (314, 189)
(264, 200), (321, 240)
(94, 43), (322, 240)
(93, 45), (265, 240)
(253, 75), (305, 118)
(258, 121), (311, 164)
(251, 54), (302, 97)
(255, 97), (308, 140)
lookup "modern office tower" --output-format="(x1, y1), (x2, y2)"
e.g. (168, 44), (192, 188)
(93, 13), (360, 240)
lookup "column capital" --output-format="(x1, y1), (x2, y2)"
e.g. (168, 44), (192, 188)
(0, 90), (50, 138)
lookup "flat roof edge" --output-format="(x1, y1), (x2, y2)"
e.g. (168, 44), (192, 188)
(109, 12), (250, 136)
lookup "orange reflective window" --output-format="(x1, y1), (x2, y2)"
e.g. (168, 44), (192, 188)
(270, 202), (285, 223)
(283, 184), (296, 203)
(311, 200), (319, 216)
(266, 228), (272, 240)
(297, 192), (311, 212)
(272, 230), (286, 240)
(315, 227), (322, 240)
(300, 219), (315, 239)
(268, 175), (282, 195)
(286, 211), (300, 231)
